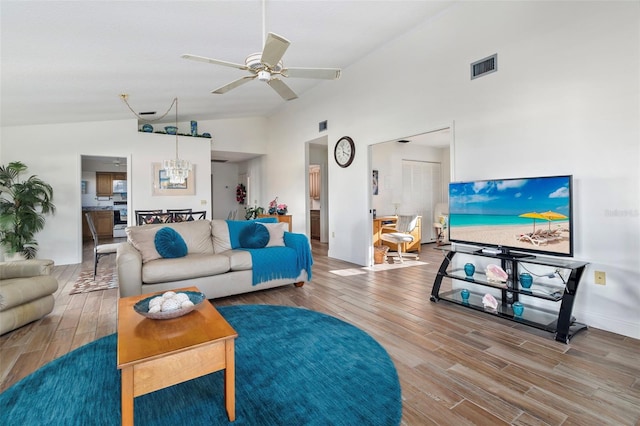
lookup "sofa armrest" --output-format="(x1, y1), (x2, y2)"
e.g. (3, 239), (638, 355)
(0, 259), (54, 279)
(116, 242), (143, 297)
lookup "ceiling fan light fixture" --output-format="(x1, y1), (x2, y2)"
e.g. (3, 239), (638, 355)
(258, 70), (271, 82)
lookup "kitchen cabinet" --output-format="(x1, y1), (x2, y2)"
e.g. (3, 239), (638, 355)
(309, 167), (320, 200)
(82, 210), (114, 240)
(96, 172), (113, 197)
(96, 172), (127, 196)
(310, 210), (320, 240)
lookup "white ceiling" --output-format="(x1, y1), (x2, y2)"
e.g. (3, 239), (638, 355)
(1, 0), (455, 127)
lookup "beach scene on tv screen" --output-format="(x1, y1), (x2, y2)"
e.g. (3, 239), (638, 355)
(449, 176), (572, 255)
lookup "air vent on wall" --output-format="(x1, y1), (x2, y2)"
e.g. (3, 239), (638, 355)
(212, 159), (228, 163)
(319, 120), (328, 132)
(471, 53), (497, 80)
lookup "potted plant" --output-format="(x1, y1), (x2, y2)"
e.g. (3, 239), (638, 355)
(244, 205), (264, 220)
(0, 161), (56, 259)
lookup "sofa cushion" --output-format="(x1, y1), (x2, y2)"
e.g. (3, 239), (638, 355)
(220, 250), (252, 271)
(219, 218), (278, 250)
(259, 222), (288, 247)
(126, 220), (214, 263)
(154, 227), (188, 258)
(239, 222), (270, 248)
(141, 253), (230, 284)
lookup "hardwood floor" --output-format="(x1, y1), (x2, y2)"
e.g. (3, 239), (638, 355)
(1, 239), (639, 425)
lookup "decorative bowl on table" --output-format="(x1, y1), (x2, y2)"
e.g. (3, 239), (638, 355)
(133, 290), (205, 320)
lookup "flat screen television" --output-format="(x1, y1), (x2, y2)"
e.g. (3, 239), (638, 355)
(448, 175), (573, 257)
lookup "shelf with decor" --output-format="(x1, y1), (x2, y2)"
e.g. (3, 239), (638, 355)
(138, 129), (211, 138)
(430, 246), (589, 343)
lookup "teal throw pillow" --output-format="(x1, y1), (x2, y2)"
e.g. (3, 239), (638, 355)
(154, 227), (188, 258)
(226, 217), (278, 249)
(238, 222), (270, 248)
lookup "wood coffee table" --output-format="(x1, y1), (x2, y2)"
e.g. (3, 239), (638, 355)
(117, 286), (237, 425)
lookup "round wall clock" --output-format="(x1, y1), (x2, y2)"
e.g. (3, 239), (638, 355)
(334, 136), (355, 168)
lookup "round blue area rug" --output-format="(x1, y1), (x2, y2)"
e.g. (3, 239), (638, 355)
(0, 305), (402, 425)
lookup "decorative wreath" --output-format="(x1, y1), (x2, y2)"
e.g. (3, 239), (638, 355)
(236, 183), (246, 204)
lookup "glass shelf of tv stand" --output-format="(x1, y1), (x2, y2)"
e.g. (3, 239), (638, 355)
(450, 245), (588, 271)
(446, 269), (564, 302)
(438, 289), (560, 333)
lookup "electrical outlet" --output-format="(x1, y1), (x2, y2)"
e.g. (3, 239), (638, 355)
(594, 271), (606, 285)
(200, 199), (207, 205)
(332, 232), (335, 238)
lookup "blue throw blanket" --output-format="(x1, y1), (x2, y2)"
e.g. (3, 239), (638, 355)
(241, 232), (313, 286)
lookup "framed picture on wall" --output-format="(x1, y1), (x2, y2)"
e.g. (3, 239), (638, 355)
(152, 162), (195, 196)
(372, 170), (379, 195)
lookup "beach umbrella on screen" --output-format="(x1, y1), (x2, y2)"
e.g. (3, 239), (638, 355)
(540, 210), (568, 231)
(519, 212), (548, 233)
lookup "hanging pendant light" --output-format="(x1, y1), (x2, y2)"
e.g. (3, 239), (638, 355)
(163, 98), (192, 184)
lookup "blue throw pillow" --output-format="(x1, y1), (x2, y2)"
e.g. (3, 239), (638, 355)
(227, 218), (278, 249)
(238, 222), (270, 248)
(154, 227), (188, 258)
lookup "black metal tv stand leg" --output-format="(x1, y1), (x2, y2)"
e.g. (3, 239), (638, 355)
(430, 251), (456, 302)
(555, 265), (588, 343)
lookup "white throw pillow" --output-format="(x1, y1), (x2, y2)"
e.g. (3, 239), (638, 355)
(258, 222), (287, 247)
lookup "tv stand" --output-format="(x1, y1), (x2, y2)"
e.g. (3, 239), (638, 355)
(430, 246), (588, 343)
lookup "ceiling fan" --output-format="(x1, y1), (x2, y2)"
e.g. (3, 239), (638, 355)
(182, 0), (341, 101)
(182, 32), (340, 101)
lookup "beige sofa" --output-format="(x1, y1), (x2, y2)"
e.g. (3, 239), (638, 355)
(0, 259), (58, 335)
(117, 219), (312, 299)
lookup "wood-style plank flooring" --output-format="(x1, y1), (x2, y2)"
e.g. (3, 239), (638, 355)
(1, 239), (639, 425)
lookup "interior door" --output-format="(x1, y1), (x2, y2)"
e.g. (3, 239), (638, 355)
(401, 160), (441, 242)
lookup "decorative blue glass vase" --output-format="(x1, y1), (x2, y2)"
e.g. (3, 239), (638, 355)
(519, 273), (533, 288)
(513, 301), (524, 316)
(460, 289), (470, 302)
(190, 120), (198, 136)
(268, 207), (276, 215)
(464, 263), (475, 277)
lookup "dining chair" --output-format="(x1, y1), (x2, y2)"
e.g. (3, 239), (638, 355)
(85, 213), (121, 280)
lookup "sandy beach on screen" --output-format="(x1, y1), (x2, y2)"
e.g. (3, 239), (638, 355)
(449, 222), (571, 254)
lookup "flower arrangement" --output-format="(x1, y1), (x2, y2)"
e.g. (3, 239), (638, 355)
(236, 183), (246, 204)
(268, 197), (288, 215)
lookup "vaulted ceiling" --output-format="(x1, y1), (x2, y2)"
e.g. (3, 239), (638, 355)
(1, 1), (455, 127)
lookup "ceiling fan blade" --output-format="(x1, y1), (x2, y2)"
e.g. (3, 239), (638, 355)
(212, 76), (257, 94)
(268, 78), (298, 101)
(261, 33), (290, 68)
(283, 67), (342, 80)
(182, 54), (248, 70)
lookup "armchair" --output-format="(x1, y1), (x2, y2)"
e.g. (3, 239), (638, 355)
(0, 259), (58, 335)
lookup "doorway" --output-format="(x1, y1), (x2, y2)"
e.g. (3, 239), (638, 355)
(307, 137), (329, 245)
(80, 155), (130, 261)
(369, 126), (453, 260)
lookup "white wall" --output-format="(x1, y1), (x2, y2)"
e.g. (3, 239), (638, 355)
(265, 1), (640, 338)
